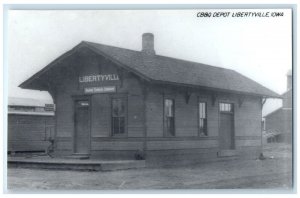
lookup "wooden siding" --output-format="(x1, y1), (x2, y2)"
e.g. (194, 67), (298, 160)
(147, 139), (218, 150)
(91, 94), (110, 137)
(55, 89), (74, 138)
(175, 93), (198, 137)
(234, 96), (262, 137)
(128, 95), (144, 137)
(92, 141), (143, 151)
(145, 89), (164, 137)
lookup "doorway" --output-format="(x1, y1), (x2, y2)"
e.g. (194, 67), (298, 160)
(74, 99), (91, 154)
(219, 103), (235, 149)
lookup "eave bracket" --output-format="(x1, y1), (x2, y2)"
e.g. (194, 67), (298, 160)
(211, 94), (217, 106)
(185, 92), (191, 104)
(238, 97), (245, 107)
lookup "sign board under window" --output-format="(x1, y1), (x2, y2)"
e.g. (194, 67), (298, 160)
(45, 104), (55, 111)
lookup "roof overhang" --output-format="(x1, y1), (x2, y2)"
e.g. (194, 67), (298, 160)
(152, 80), (282, 99)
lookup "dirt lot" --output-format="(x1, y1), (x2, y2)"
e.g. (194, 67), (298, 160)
(6, 143), (293, 191)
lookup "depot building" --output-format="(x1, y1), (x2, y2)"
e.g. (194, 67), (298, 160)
(20, 33), (279, 163)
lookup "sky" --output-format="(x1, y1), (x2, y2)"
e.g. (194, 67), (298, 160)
(7, 9), (292, 115)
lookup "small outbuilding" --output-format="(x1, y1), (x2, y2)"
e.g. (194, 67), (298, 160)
(264, 70), (292, 143)
(8, 97), (55, 153)
(19, 33), (280, 163)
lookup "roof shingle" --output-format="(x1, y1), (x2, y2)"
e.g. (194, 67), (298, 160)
(84, 41), (279, 98)
(20, 41), (280, 98)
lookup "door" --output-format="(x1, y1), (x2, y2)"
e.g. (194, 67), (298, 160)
(219, 103), (235, 149)
(74, 100), (90, 154)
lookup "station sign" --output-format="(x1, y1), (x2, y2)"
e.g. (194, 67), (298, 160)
(84, 86), (116, 94)
(79, 74), (119, 83)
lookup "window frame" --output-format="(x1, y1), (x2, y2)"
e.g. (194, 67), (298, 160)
(198, 101), (208, 136)
(111, 95), (128, 137)
(219, 102), (234, 114)
(163, 98), (176, 137)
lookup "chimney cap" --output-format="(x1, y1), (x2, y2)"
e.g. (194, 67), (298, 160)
(142, 33), (155, 55)
(142, 33), (154, 37)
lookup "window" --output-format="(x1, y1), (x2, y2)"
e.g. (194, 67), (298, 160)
(199, 102), (207, 136)
(164, 99), (175, 136)
(112, 98), (126, 135)
(219, 103), (234, 113)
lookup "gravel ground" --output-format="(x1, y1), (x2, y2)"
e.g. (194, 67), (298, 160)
(6, 143), (293, 191)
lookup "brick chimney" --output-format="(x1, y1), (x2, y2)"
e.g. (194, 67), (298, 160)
(287, 69), (292, 90)
(142, 33), (155, 55)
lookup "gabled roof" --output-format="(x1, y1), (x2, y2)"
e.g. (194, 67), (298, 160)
(20, 41), (280, 98)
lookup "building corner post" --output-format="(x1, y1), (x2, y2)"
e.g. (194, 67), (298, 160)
(142, 81), (148, 160)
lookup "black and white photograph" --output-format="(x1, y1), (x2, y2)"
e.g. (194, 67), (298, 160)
(4, 5), (294, 193)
